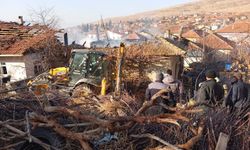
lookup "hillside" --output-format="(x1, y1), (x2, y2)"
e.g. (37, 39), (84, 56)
(109, 0), (250, 21)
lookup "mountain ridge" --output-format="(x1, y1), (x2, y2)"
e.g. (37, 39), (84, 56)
(108, 0), (250, 22)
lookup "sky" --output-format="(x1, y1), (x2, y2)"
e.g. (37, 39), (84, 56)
(0, 0), (192, 28)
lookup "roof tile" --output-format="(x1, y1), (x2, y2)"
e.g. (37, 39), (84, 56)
(0, 21), (55, 55)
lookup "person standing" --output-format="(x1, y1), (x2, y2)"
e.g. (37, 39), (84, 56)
(225, 73), (248, 112)
(145, 72), (174, 114)
(145, 72), (169, 101)
(163, 74), (184, 103)
(197, 70), (224, 105)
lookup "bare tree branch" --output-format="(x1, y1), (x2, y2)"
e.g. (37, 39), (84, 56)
(29, 6), (60, 29)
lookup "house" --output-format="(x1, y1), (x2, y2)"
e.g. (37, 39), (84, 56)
(184, 42), (203, 67)
(124, 32), (147, 44)
(0, 21), (62, 83)
(197, 33), (235, 61)
(107, 30), (122, 40)
(165, 25), (192, 40)
(181, 29), (204, 43)
(216, 21), (250, 42)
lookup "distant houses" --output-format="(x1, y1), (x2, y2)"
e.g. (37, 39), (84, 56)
(216, 21), (250, 42)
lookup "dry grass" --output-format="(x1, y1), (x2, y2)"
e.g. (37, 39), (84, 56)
(109, 0), (250, 22)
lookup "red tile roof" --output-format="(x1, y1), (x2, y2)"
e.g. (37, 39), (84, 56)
(125, 32), (140, 40)
(187, 41), (203, 51)
(198, 33), (235, 50)
(0, 21), (55, 55)
(166, 25), (192, 35)
(216, 22), (250, 33)
(182, 30), (204, 39)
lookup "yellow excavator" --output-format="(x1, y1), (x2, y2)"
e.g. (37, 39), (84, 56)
(28, 43), (125, 96)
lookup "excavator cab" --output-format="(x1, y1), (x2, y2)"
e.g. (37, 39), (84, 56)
(68, 49), (114, 95)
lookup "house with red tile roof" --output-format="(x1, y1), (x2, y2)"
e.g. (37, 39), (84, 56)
(198, 33), (235, 61)
(184, 41), (203, 67)
(182, 29), (204, 43)
(216, 21), (250, 42)
(0, 21), (61, 83)
(125, 32), (140, 40)
(165, 25), (192, 38)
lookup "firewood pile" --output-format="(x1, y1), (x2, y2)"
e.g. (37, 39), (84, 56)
(0, 88), (249, 150)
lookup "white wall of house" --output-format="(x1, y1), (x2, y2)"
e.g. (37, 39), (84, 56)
(217, 33), (248, 42)
(107, 31), (122, 40)
(0, 56), (26, 82)
(5, 62), (27, 82)
(0, 52), (43, 83)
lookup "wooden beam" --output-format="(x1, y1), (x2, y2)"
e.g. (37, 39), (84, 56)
(215, 132), (229, 150)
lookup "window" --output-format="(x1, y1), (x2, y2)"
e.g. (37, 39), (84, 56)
(69, 52), (88, 76)
(34, 64), (43, 75)
(0, 62), (7, 74)
(88, 53), (103, 77)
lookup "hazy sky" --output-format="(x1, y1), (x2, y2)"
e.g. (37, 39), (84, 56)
(0, 0), (191, 27)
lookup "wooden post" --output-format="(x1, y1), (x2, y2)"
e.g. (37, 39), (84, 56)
(170, 56), (183, 79)
(215, 132), (229, 150)
(115, 43), (125, 97)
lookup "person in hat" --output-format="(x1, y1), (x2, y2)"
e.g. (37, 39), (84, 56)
(145, 72), (175, 113)
(163, 73), (184, 103)
(197, 70), (224, 105)
(225, 73), (248, 112)
(145, 72), (169, 101)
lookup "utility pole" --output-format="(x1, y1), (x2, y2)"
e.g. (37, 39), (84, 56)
(202, 28), (206, 62)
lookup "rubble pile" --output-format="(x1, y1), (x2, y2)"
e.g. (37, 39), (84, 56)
(0, 88), (249, 150)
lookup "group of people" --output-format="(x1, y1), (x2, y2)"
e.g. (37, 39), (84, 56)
(145, 69), (249, 113)
(145, 69), (183, 109)
(197, 70), (249, 112)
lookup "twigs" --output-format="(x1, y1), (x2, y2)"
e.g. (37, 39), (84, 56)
(0, 141), (26, 150)
(0, 89), (249, 150)
(177, 125), (204, 150)
(136, 89), (171, 115)
(29, 112), (92, 150)
(44, 106), (113, 129)
(131, 133), (181, 150)
(0, 120), (53, 150)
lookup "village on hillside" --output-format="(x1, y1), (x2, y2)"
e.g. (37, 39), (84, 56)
(0, 1), (249, 150)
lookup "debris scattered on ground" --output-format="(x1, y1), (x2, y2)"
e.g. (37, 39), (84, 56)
(0, 88), (249, 150)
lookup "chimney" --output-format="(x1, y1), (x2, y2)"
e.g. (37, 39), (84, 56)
(179, 26), (184, 39)
(18, 16), (24, 25)
(166, 30), (171, 38)
(64, 33), (68, 46)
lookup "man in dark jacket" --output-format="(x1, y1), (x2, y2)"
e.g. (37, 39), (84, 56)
(197, 70), (224, 105)
(226, 73), (248, 112)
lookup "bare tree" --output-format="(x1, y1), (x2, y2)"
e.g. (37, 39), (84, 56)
(29, 6), (60, 28)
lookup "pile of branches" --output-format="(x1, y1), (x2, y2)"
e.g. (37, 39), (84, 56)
(0, 89), (249, 150)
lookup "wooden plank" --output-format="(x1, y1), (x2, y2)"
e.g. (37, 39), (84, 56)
(215, 132), (229, 150)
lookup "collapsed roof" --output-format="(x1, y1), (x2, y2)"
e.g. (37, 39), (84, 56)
(0, 21), (55, 55)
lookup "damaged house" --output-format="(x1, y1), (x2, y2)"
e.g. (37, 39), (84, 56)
(0, 21), (65, 83)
